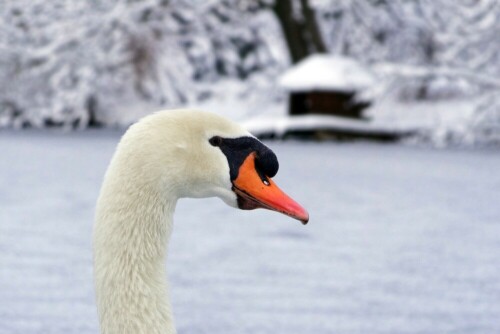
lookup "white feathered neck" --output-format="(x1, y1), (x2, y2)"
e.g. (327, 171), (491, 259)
(93, 110), (250, 334)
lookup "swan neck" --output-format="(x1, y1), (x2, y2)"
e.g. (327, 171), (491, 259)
(94, 178), (177, 334)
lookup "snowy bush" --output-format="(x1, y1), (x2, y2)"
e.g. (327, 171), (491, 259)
(0, 0), (282, 128)
(467, 92), (500, 145)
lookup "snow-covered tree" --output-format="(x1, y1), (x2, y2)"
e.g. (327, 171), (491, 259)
(309, 0), (499, 144)
(0, 0), (281, 128)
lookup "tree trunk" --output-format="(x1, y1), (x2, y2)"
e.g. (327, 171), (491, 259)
(299, 0), (327, 54)
(272, 0), (327, 64)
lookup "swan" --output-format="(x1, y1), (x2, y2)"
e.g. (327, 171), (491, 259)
(93, 109), (309, 334)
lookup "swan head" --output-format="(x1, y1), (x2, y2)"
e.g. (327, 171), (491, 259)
(121, 110), (309, 224)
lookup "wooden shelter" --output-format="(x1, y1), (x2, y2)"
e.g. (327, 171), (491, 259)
(279, 55), (376, 119)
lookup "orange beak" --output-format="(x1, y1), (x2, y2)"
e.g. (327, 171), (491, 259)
(232, 153), (309, 224)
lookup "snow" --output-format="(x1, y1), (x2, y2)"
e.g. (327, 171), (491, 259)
(365, 97), (489, 146)
(1, 1), (498, 130)
(373, 63), (500, 91)
(1, 130), (500, 334)
(279, 55), (376, 93)
(243, 114), (418, 138)
(0, 0), (284, 128)
(239, 97), (485, 144)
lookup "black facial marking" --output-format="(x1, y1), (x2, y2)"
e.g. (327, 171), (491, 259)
(209, 136), (279, 181)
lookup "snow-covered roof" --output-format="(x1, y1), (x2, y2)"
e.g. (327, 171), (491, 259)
(279, 55), (376, 92)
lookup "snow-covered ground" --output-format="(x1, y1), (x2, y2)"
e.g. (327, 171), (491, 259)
(1, 130), (499, 334)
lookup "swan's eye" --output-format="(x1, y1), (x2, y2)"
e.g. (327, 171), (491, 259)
(209, 136), (223, 146)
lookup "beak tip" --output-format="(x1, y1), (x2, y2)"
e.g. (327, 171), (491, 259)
(298, 212), (309, 225)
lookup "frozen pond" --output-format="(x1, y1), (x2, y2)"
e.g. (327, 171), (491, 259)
(1, 131), (499, 334)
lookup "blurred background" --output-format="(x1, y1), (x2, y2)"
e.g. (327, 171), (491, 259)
(1, 0), (499, 144)
(0, 1), (499, 333)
